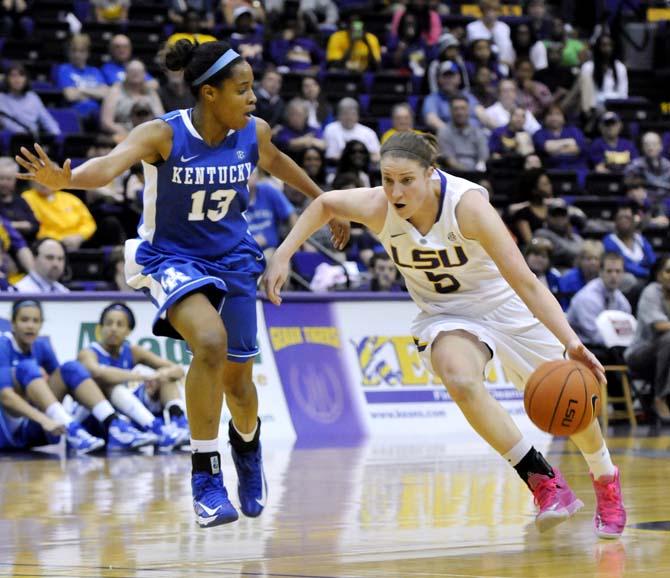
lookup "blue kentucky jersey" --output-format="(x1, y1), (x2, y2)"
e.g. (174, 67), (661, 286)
(88, 341), (134, 370)
(138, 109), (260, 259)
(0, 333), (59, 389)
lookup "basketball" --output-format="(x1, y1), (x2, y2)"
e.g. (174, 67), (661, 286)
(524, 360), (602, 436)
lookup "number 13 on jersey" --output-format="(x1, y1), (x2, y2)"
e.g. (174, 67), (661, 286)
(188, 189), (237, 222)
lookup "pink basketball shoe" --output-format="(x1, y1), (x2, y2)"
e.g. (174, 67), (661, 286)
(529, 468), (584, 532)
(591, 467), (626, 539)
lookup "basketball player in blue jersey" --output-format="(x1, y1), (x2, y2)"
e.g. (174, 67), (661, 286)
(16, 39), (349, 528)
(265, 132), (626, 539)
(78, 302), (189, 452)
(0, 299), (153, 454)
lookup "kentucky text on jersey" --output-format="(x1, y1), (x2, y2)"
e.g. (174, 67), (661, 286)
(171, 163), (253, 185)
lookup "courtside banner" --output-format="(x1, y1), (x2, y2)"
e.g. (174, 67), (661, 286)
(0, 297), (296, 441)
(262, 300), (368, 445)
(333, 300), (546, 437)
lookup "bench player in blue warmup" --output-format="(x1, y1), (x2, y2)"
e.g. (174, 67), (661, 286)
(0, 299), (153, 454)
(78, 302), (189, 452)
(16, 40), (349, 527)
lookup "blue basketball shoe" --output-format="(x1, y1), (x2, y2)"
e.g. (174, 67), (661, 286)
(66, 422), (105, 455)
(151, 417), (181, 453)
(192, 461), (239, 527)
(107, 417), (156, 451)
(231, 443), (267, 518)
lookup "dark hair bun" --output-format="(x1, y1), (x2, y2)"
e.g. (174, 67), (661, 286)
(165, 40), (198, 72)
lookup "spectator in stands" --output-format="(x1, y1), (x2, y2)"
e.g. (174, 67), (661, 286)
(56, 34), (109, 127)
(385, 10), (430, 78)
(300, 75), (332, 130)
(323, 97), (381, 163)
(92, 0), (129, 23)
(544, 16), (588, 68)
(469, 65), (497, 108)
(158, 69), (195, 112)
(483, 79), (541, 135)
(535, 199), (584, 270)
(274, 98), (325, 158)
(254, 68), (285, 129)
(268, 14), (325, 74)
(326, 9), (381, 72)
(390, 0), (442, 47)
(14, 237), (68, 293)
(534, 41), (579, 109)
(166, 9), (217, 45)
(510, 170), (554, 246)
(625, 178), (669, 229)
(533, 104), (588, 172)
(580, 33), (628, 118)
(526, 0), (552, 40)
(589, 111), (638, 173)
(331, 139), (374, 187)
(558, 240), (605, 309)
(465, 0), (514, 66)
(427, 33), (467, 94)
(422, 61), (481, 133)
(221, 0), (265, 26)
(229, 6), (265, 70)
(488, 106), (535, 167)
(625, 132), (670, 199)
(511, 22), (544, 69)
(524, 237), (561, 297)
(0, 63), (60, 138)
(359, 251), (402, 292)
(567, 251), (631, 359)
(437, 95), (489, 172)
(514, 57), (552, 118)
(168, 0), (215, 30)
(0, 157), (39, 245)
(625, 254), (670, 423)
(380, 102), (421, 145)
(246, 169), (298, 261)
(100, 60), (165, 143)
(0, 0), (32, 38)
(22, 182), (96, 252)
(465, 38), (507, 84)
(0, 214), (34, 276)
(603, 204), (656, 280)
(296, 146), (327, 191)
(102, 35), (158, 88)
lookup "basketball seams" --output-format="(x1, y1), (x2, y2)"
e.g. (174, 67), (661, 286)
(547, 368), (578, 434)
(573, 368), (589, 433)
(526, 361), (571, 430)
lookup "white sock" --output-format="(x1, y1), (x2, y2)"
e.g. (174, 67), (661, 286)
(45, 402), (73, 426)
(71, 404), (91, 424)
(191, 438), (220, 454)
(232, 419), (257, 443)
(91, 400), (115, 424)
(581, 443), (616, 480)
(110, 385), (155, 428)
(502, 437), (533, 467)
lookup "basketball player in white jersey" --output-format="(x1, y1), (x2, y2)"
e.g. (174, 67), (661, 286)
(264, 131), (626, 538)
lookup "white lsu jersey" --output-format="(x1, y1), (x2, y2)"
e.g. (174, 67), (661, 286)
(377, 168), (518, 318)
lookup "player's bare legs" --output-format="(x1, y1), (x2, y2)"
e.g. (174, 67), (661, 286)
(223, 359), (258, 434)
(430, 329), (582, 531)
(430, 330), (522, 454)
(168, 292), (239, 527)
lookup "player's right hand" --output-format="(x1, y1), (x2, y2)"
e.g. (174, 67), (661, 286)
(263, 256), (289, 305)
(15, 144), (72, 190)
(42, 418), (67, 437)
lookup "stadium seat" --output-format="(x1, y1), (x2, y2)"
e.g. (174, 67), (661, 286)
(48, 109), (81, 136)
(547, 170), (580, 195)
(584, 172), (625, 196)
(368, 71), (413, 96)
(0, 40), (44, 61)
(366, 94), (410, 118)
(8, 133), (56, 159)
(605, 97), (657, 123)
(291, 251), (332, 282)
(62, 134), (96, 158)
(573, 196), (622, 221)
(323, 71), (364, 99)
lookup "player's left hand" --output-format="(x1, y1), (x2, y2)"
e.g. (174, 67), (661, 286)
(329, 218), (350, 250)
(566, 340), (606, 386)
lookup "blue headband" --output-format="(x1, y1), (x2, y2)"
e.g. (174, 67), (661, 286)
(192, 49), (241, 86)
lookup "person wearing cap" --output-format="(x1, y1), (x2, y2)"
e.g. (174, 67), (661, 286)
(229, 6), (265, 70)
(534, 199), (585, 270)
(422, 60), (482, 133)
(427, 32), (467, 94)
(168, 0), (215, 30)
(589, 112), (638, 173)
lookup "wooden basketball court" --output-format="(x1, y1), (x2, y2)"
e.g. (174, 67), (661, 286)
(1, 430), (668, 578)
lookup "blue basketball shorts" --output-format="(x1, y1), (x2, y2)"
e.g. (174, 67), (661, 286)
(0, 406), (49, 450)
(124, 235), (265, 361)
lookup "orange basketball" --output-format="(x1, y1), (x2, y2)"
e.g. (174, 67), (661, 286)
(524, 360), (602, 436)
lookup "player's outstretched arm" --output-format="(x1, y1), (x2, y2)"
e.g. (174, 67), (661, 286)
(456, 190), (606, 385)
(263, 186), (386, 304)
(15, 120), (172, 191)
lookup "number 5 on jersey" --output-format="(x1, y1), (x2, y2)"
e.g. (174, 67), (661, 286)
(188, 189), (237, 222)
